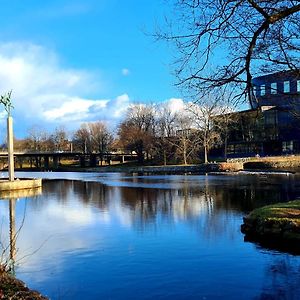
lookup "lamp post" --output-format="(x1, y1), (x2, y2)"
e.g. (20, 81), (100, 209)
(0, 91), (14, 181)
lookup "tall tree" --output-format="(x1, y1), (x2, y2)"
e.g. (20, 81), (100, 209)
(73, 124), (91, 154)
(25, 126), (51, 167)
(26, 126), (51, 152)
(88, 122), (113, 165)
(172, 111), (202, 165)
(50, 126), (69, 152)
(188, 91), (236, 162)
(159, 1), (300, 101)
(118, 104), (156, 163)
(155, 104), (178, 165)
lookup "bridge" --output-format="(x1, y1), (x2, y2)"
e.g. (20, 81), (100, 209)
(0, 151), (138, 169)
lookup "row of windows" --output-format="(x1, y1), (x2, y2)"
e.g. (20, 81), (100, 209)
(254, 80), (300, 96)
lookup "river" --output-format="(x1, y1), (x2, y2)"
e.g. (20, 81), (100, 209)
(0, 172), (300, 299)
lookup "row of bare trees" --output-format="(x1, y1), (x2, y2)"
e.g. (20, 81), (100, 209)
(5, 96), (235, 165)
(12, 122), (113, 160)
(73, 122), (113, 165)
(118, 95), (235, 164)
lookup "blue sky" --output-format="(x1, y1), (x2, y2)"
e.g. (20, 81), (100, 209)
(0, 0), (181, 138)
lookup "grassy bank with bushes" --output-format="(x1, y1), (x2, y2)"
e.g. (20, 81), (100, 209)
(241, 200), (300, 252)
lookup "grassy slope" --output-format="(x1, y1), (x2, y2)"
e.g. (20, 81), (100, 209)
(248, 200), (300, 223)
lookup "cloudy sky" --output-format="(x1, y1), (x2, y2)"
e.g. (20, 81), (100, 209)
(0, 0), (180, 138)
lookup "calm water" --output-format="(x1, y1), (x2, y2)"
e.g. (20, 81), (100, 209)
(0, 172), (300, 299)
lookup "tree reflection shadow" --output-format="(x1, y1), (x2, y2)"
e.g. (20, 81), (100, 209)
(39, 176), (300, 236)
(256, 257), (300, 299)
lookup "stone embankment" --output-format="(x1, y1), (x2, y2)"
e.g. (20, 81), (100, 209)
(59, 162), (244, 174)
(241, 200), (300, 249)
(231, 155), (300, 172)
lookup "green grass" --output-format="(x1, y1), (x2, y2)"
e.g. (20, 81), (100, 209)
(249, 200), (300, 223)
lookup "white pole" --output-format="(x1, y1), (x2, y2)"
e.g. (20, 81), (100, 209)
(7, 116), (14, 181)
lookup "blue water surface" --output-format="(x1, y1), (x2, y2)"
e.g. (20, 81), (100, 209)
(0, 172), (299, 299)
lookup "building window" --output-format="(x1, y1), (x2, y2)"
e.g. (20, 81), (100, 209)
(271, 82), (277, 94)
(297, 80), (300, 92)
(260, 85), (265, 96)
(284, 81), (290, 93)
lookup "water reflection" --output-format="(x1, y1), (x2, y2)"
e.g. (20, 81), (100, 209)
(9, 199), (16, 266)
(0, 188), (42, 273)
(38, 174), (300, 230)
(256, 257), (300, 299)
(0, 174), (299, 299)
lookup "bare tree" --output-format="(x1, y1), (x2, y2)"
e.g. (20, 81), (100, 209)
(26, 126), (51, 152)
(188, 91), (237, 162)
(155, 104), (178, 165)
(188, 103), (224, 163)
(158, 1), (300, 102)
(25, 126), (51, 167)
(73, 124), (91, 154)
(118, 104), (156, 163)
(172, 112), (202, 165)
(50, 126), (69, 152)
(88, 122), (113, 165)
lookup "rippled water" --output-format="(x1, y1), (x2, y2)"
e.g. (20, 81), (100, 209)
(0, 172), (300, 299)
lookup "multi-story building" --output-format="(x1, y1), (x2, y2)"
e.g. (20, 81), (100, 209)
(225, 70), (300, 157)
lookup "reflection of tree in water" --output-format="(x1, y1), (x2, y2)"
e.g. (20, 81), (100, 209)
(0, 199), (17, 273)
(40, 180), (110, 211)
(115, 175), (300, 241)
(9, 199), (16, 267)
(120, 187), (162, 227)
(33, 175), (300, 237)
(118, 183), (223, 236)
(256, 257), (300, 299)
(0, 188), (41, 273)
(210, 175), (300, 213)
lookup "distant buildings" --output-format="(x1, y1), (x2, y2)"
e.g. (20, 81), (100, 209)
(225, 70), (300, 157)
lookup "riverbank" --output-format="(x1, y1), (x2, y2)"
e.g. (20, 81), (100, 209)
(0, 270), (47, 299)
(14, 162), (244, 174)
(8, 154), (300, 174)
(241, 200), (300, 252)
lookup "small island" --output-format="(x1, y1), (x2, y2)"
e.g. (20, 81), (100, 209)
(241, 200), (300, 251)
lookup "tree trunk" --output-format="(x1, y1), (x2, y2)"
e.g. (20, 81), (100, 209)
(204, 144), (208, 164)
(137, 149), (144, 164)
(224, 136), (228, 160)
(183, 149), (187, 165)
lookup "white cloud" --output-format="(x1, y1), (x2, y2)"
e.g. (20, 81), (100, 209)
(0, 42), (133, 134)
(121, 68), (130, 76)
(0, 42), (182, 136)
(166, 98), (185, 113)
(107, 94), (131, 118)
(43, 97), (108, 122)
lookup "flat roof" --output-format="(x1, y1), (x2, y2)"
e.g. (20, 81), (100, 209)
(253, 69), (300, 81)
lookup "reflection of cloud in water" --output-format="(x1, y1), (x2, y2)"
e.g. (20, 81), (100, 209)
(0, 192), (102, 283)
(46, 203), (96, 226)
(7, 180), (223, 281)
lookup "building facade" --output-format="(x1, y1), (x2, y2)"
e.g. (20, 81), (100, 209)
(226, 70), (300, 157)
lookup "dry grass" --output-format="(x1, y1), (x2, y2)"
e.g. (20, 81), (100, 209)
(0, 271), (48, 299)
